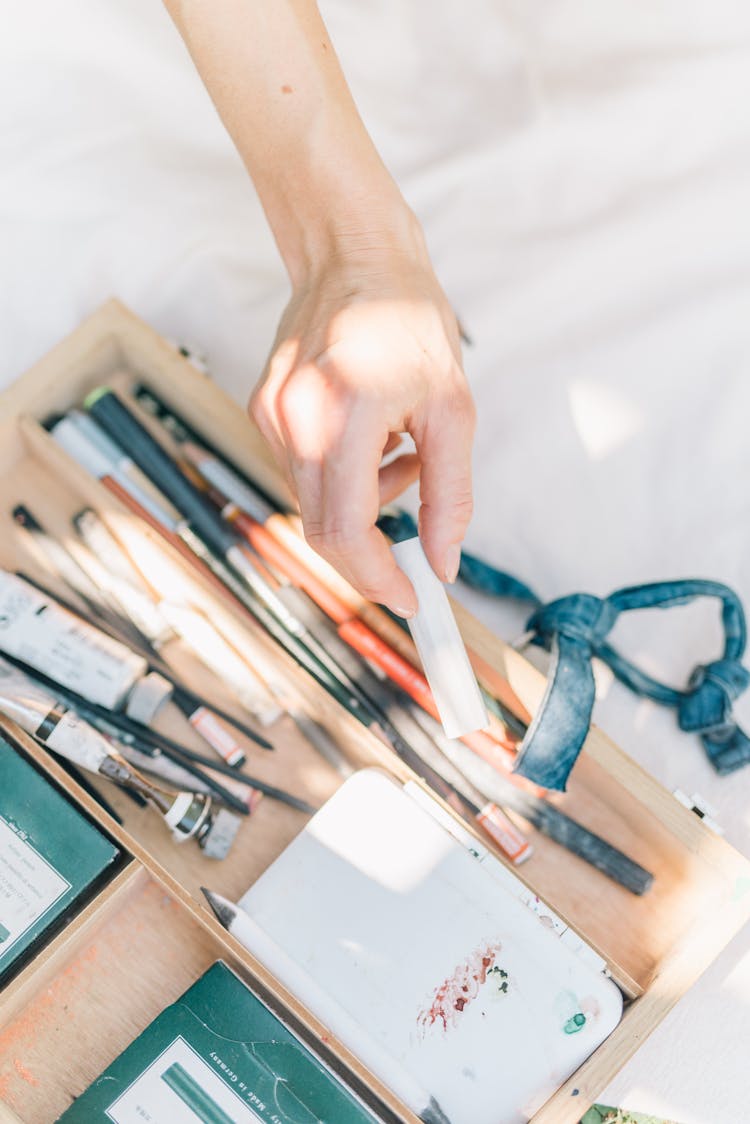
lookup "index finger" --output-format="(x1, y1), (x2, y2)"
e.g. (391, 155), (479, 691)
(306, 410), (418, 617)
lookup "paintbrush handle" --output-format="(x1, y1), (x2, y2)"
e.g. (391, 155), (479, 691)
(507, 794), (653, 895)
(86, 388), (239, 557)
(411, 713), (652, 893)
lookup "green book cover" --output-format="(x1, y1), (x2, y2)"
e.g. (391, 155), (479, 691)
(0, 735), (120, 982)
(59, 961), (382, 1124)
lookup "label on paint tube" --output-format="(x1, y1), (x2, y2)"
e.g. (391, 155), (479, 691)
(0, 662), (110, 772)
(0, 572), (147, 710)
(44, 711), (111, 773)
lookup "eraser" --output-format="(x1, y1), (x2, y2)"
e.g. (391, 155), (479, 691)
(200, 808), (242, 860)
(391, 537), (488, 739)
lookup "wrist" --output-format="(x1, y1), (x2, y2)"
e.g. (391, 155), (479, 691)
(255, 116), (425, 288)
(282, 185), (426, 289)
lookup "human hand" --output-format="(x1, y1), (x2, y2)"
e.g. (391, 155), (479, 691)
(249, 217), (476, 617)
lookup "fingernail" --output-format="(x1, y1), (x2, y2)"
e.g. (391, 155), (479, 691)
(390, 604), (416, 620)
(444, 543), (462, 584)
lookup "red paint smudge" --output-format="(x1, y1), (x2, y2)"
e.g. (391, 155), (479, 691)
(0, 1071), (16, 1103)
(417, 941), (501, 1035)
(281, 85), (293, 94)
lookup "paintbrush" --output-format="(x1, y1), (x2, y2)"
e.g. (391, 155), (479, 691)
(72, 472), (355, 778)
(115, 742), (264, 814)
(122, 386), (653, 888)
(166, 419), (524, 756)
(29, 676), (315, 815)
(0, 657), (243, 855)
(0, 649), (258, 817)
(12, 503), (142, 644)
(132, 385), (441, 665)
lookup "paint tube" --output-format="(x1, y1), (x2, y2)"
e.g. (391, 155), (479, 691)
(0, 661), (109, 773)
(118, 742), (263, 813)
(0, 571), (172, 723)
(0, 658), (213, 847)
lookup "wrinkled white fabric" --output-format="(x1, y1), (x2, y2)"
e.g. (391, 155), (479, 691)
(2, 4), (750, 1120)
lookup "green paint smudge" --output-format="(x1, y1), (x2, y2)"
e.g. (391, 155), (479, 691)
(563, 1012), (586, 1034)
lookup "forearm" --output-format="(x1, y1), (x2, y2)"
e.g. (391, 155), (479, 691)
(164, 0), (415, 284)
(165, 0), (474, 608)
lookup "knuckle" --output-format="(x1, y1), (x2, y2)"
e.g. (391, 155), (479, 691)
(450, 384), (477, 430)
(446, 489), (474, 527)
(304, 520), (364, 559)
(358, 581), (387, 603)
(268, 339), (297, 381)
(248, 382), (273, 429)
(456, 497), (475, 527)
(276, 371), (319, 427)
(247, 391), (265, 428)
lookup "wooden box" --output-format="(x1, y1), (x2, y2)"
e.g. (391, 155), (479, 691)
(1, 301), (749, 1124)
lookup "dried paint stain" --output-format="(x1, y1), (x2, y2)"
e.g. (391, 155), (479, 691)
(417, 941), (502, 1035)
(555, 989), (590, 1035)
(563, 1013), (586, 1035)
(486, 965), (509, 997)
(12, 1059), (38, 1086)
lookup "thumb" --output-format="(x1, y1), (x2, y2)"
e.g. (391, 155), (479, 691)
(412, 389), (476, 583)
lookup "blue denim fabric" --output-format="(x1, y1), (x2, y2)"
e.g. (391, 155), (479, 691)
(378, 509), (750, 791)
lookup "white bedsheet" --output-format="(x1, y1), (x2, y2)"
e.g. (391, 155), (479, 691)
(2, 4), (750, 1120)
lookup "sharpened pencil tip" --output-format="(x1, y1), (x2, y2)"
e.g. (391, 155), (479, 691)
(421, 1097), (453, 1124)
(200, 887), (236, 929)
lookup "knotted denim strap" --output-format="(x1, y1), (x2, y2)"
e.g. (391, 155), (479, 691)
(379, 509), (750, 790)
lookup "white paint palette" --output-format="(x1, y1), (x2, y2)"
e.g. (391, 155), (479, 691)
(239, 769), (623, 1124)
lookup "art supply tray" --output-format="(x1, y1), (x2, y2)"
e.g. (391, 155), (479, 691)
(1, 301), (749, 1124)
